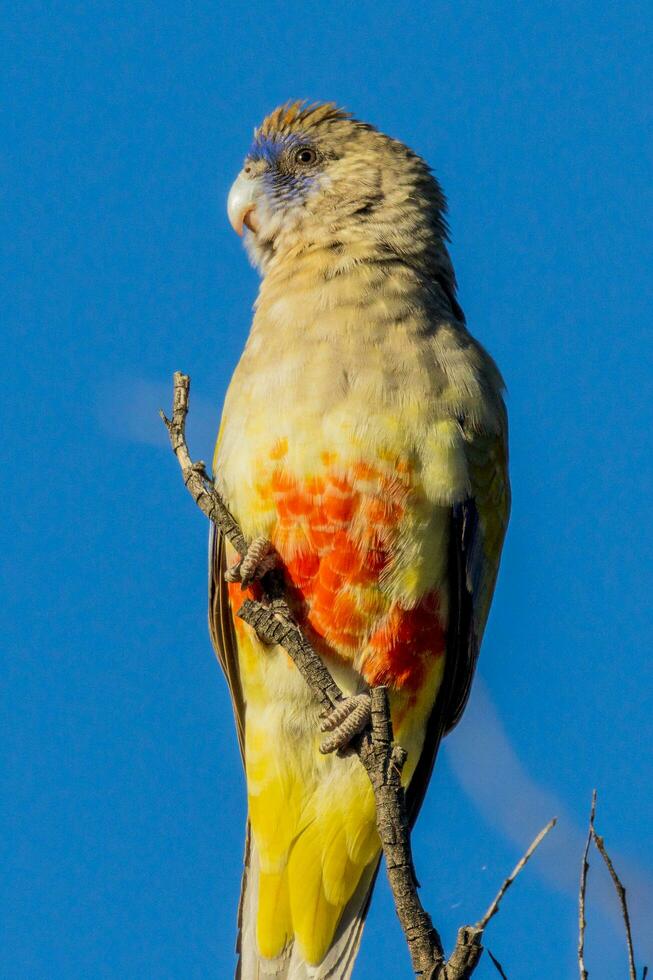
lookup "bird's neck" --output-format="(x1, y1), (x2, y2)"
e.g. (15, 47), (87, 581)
(253, 229), (460, 342)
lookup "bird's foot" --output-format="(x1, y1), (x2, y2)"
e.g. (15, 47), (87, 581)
(319, 693), (372, 754)
(224, 536), (276, 588)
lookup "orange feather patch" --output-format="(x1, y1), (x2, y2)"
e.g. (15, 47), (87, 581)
(228, 459), (446, 691)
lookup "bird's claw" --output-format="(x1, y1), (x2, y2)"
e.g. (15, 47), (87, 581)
(319, 693), (372, 754)
(224, 536), (277, 588)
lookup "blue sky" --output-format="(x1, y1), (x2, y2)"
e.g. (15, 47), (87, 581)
(3, 2), (652, 977)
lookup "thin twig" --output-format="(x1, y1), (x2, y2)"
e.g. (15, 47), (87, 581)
(591, 826), (637, 980)
(162, 372), (557, 980)
(487, 950), (508, 979)
(578, 790), (597, 980)
(160, 372), (247, 555)
(437, 818), (555, 980)
(478, 818), (557, 930)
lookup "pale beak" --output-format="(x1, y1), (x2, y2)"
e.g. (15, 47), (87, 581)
(227, 171), (259, 235)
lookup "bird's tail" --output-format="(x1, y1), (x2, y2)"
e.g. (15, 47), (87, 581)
(236, 824), (380, 980)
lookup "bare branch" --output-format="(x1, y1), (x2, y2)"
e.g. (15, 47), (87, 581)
(477, 818), (557, 931)
(362, 687), (444, 975)
(238, 598), (342, 713)
(160, 371), (247, 555)
(162, 372), (557, 980)
(591, 824), (637, 980)
(429, 820), (556, 979)
(578, 791), (646, 980)
(487, 950), (509, 979)
(578, 789), (597, 980)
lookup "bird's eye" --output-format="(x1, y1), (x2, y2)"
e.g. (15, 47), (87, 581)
(294, 147), (317, 166)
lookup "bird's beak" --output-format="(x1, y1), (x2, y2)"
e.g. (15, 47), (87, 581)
(227, 171), (259, 236)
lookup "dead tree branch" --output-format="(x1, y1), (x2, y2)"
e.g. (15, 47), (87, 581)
(591, 801), (638, 980)
(578, 790), (597, 980)
(577, 790), (646, 980)
(159, 371), (247, 555)
(162, 371), (556, 978)
(487, 950), (509, 979)
(478, 817), (557, 933)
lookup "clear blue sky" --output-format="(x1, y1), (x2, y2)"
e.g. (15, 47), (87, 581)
(3, 2), (652, 977)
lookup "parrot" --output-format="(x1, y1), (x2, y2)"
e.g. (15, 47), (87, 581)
(209, 101), (510, 979)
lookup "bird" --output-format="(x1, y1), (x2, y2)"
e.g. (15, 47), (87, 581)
(209, 100), (510, 979)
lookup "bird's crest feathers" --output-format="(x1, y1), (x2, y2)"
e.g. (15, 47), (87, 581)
(256, 100), (352, 139)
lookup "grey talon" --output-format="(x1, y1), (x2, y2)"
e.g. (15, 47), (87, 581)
(319, 693), (372, 754)
(224, 536), (276, 586)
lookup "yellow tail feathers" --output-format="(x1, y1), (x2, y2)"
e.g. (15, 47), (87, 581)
(256, 870), (292, 960)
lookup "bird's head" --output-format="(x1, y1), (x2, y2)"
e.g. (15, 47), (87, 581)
(227, 101), (452, 279)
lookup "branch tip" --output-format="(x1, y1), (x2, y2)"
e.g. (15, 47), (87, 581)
(578, 790), (597, 979)
(591, 823), (637, 980)
(477, 817), (556, 932)
(487, 949), (509, 979)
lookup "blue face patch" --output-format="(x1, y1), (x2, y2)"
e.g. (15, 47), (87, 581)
(247, 131), (304, 164)
(246, 132), (318, 207)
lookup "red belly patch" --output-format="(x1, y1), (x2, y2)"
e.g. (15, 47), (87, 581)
(227, 459), (446, 691)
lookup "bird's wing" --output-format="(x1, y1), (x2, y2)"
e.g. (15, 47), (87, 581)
(208, 524), (246, 760)
(406, 422), (510, 823)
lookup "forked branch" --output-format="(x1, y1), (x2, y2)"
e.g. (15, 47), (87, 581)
(578, 790), (644, 980)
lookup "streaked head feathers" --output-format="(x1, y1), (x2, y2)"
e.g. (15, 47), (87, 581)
(227, 100), (456, 309)
(257, 100), (352, 138)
